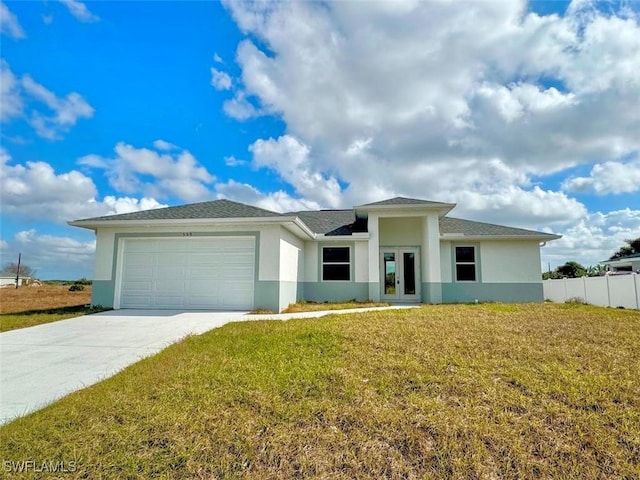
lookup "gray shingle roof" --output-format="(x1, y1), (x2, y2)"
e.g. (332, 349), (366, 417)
(601, 252), (640, 263)
(286, 210), (366, 236)
(358, 196), (452, 207)
(73, 199), (282, 222)
(440, 217), (558, 238)
(72, 197), (557, 239)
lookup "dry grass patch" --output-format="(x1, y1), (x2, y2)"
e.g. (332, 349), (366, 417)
(0, 284), (102, 332)
(0, 284), (91, 314)
(283, 300), (389, 313)
(1, 303), (638, 478)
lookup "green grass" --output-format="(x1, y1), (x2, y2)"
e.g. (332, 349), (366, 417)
(1, 304), (639, 478)
(0, 305), (109, 332)
(282, 300), (389, 313)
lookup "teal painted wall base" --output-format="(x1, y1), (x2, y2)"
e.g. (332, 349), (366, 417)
(92, 280), (115, 308)
(441, 282), (544, 303)
(254, 280), (280, 312)
(303, 282), (369, 303)
(421, 283), (442, 303)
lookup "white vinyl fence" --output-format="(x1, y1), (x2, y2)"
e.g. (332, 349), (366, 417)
(543, 274), (640, 310)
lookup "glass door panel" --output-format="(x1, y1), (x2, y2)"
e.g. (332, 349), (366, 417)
(403, 252), (416, 295)
(383, 253), (396, 295)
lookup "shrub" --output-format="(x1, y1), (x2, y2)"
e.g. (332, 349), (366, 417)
(69, 284), (85, 292)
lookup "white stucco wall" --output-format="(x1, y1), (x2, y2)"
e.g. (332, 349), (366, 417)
(422, 214), (441, 286)
(379, 217), (422, 246)
(94, 229), (116, 281)
(440, 241), (452, 283)
(303, 241), (318, 282)
(258, 225), (280, 281)
(480, 240), (542, 283)
(279, 227), (304, 282)
(354, 241), (369, 283)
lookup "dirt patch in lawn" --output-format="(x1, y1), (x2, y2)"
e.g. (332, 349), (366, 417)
(0, 284), (92, 314)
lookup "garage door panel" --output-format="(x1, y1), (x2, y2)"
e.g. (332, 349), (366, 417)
(122, 280), (153, 291)
(126, 241), (158, 252)
(124, 254), (154, 267)
(120, 294), (152, 308)
(120, 237), (255, 309)
(190, 253), (222, 264)
(156, 279), (187, 292)
(157, 265), (187, 278)
(155, 295), (187, 307)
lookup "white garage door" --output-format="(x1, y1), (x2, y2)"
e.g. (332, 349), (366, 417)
(118, 237), (255, 309)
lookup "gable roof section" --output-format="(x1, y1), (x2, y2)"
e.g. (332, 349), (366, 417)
(72, 199), (283, 223)
(440, 217), (560, 239)
(70, 197), (559, 240)
(286, 209), (366, 236)
(359, 196), (452, 207)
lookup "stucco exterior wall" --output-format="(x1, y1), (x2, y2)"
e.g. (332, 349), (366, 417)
(303, 241), (318, 282)
(480, 240), (542, 283)
(94, 229), (117, 281)
(379, 217), (422, 246)
(354, 241), (369, 283)
(279, 227), (304, 310)
(440, 241), (452, 283)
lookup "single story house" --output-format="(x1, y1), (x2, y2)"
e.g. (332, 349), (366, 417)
(601, 253), (640, 274)
(0, 272), (31, 287)
(70, 197), (560, 312)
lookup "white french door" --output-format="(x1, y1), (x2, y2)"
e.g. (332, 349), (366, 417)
(380, 248), (421, 302)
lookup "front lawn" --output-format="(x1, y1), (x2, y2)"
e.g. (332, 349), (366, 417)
(1, 304), (638, 478)
(0, 284), (101, 332)
(0, 305), (108, 333)
(282, 300), (389, 313)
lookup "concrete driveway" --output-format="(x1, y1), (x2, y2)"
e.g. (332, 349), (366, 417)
(0, 306), (416, 425)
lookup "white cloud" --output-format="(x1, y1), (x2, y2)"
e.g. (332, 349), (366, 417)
(562, 158), (640, 195)
(217, 0), (639, 224)
(0, 60), (22, 121)
(211, 68), (232, 90)
(0, 1), (25, 39)
(79, 142), (216, 202)
(223, 91), (259, 120)
(0, 147), (166, 223)
(541, 207), (640, 268)
(1, 60), (93, 139)
(224, 155), (246, 166)
(21, 75), (94, 139)
(153, 139), (177, 151)
(213, 53), (223, 63)
(250, 135), (342, 208)
(215, 179), (321, 213)
(0, 230), (96, 280)
(58, 0), (99, 23)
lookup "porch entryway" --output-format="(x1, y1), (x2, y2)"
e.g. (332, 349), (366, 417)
(380, 248), (421, 302)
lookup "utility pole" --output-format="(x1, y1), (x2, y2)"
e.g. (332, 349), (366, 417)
(15, 253), (21, 289)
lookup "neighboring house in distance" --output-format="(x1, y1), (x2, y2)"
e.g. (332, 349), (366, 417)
(69, 197), (561, 312)
(601, 253), (640, 274)
(0, 272), (31, 287)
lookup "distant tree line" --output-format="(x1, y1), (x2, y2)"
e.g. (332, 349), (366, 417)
(544, 237), (639, 280)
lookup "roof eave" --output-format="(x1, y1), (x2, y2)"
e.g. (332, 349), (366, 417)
(68, 215), (294, 230)
(440, 234), (562, 241)
(355, 202), (456, 217)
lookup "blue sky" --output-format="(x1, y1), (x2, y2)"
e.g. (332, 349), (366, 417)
(1, 0), (639, 279)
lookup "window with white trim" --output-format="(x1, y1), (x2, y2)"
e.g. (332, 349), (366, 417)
(322, 246), (351, 281)
(455, 246), (476, 282)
